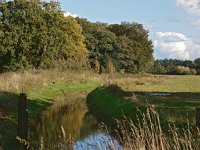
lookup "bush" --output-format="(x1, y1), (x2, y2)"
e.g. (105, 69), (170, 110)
(151, 64), (167, 74)
(174, 66), (192, 75)
(191, 68), (197, 75)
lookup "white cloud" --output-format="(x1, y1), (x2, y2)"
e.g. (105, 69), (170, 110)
(153, 32), (200, 60)
(64, 12), (78, 18)
(176, 0), (200, 16)
(176, 0), (200, 27)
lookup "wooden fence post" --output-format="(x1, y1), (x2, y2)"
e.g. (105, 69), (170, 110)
(196, 108), (200, 129)
(17, 93), (28, 150)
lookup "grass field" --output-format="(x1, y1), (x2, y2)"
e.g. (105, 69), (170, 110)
(0, 70), (200, 149)
(113, 75), (200, 92)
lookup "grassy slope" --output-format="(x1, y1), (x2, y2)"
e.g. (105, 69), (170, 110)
(87, 86), (146, 127)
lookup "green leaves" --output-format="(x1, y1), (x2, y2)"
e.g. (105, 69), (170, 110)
(76, 18), (117, 71)
(109, 22), (154, 73)
(0, 0), (88, 72)
(76, 19), (154, 73)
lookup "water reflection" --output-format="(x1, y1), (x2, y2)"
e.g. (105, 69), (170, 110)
(29, 91), (121, 150)
(74, 132), (122, 150)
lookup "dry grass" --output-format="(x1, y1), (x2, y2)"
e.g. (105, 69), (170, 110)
(0, 69), (102, 93)
(106, 106), (200, 150)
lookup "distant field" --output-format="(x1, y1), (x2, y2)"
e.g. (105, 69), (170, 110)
(113, 75), (200, 92)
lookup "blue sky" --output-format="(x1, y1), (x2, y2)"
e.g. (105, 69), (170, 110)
(59, 0), (200, 60)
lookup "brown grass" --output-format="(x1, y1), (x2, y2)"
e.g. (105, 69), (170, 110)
(0, 69), (102, 93)
(106, 106), (200, 150)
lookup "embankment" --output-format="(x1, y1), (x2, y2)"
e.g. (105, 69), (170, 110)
(86, 85), (146, 127)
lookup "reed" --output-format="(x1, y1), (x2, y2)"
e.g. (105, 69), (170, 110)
(105, 106), (200, 150)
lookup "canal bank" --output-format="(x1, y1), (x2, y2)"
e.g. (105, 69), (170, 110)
(1, 81), (100, 149)
(86, 85), (146, 127)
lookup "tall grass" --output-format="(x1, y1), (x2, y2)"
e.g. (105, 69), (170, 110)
(0, 69), (102, 93)
(106, 106), (200, 150)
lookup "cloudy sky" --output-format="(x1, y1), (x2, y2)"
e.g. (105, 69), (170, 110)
(59, 0), (200, 60)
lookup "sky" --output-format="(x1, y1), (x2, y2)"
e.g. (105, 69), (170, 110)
(58, 0), (200, 60)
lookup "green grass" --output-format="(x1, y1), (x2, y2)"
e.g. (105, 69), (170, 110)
(87, 86), (146, 126)
(27, 81), (100, 118)
(0, 92), (19, 149)
(135, 92), (200, 126)
(121, 75), (200, 92)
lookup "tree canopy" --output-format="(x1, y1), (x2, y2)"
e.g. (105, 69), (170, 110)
(0, 0), (88, 72)
(77, 19), (154, 73)
(109, 22), (154, 73)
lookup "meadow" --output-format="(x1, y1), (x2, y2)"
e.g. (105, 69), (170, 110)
(0, 70), (200, 149)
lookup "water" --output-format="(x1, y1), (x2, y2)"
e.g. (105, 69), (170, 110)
(29, 91), (122, 150)
(147, 92), (171, 96)
(74, 132), (122, 150)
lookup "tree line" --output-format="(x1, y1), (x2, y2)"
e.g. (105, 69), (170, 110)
(0, 0), (153, 73)
(151, 58), (200, 75)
